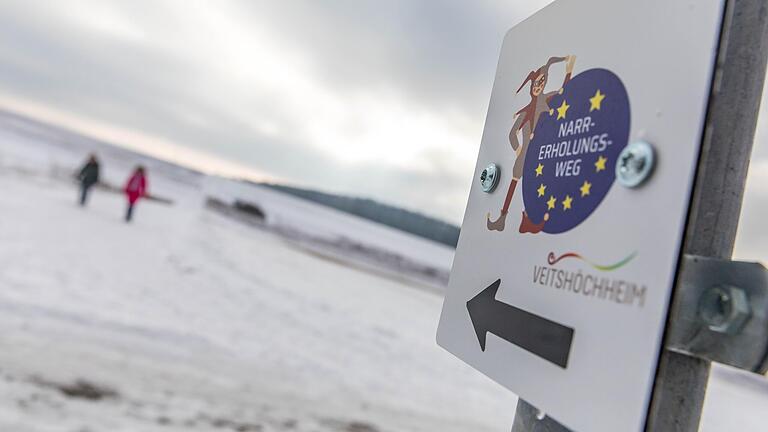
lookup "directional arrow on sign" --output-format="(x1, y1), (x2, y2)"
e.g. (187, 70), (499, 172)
(467, 279), (575, 369)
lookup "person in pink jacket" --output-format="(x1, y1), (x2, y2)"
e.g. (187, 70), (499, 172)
(124, 166), (147, 222)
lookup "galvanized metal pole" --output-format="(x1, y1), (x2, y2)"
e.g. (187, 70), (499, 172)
(646, 0), (768, 430)
(512, 0), (768, 430)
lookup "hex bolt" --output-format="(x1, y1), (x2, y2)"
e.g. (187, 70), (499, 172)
(616, 141), (655, 188)
(698, 285), (751, 334)
(480, 163), (500, 193)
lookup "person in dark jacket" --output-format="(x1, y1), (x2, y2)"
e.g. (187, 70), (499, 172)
(77, 154), (100, 206)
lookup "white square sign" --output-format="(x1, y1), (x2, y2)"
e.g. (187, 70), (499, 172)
(436, 0), (726, 431)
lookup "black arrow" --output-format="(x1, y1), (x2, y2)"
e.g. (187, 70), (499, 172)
(467, 279), (574, 369)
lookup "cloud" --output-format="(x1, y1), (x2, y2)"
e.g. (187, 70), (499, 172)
(0, 0), (764, 265)
(735, 77), (768, 264)
(736, 159), (768, 264)
(0, 0), (555, 224)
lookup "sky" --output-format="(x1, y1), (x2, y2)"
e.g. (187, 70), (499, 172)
(0, 0), (764, 261)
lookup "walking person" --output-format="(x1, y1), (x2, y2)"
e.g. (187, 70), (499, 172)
(124, 166), (148, 222)
(77, 154), (100, 206)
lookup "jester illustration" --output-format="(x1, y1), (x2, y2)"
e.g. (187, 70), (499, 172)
(487, 55), (576, 233)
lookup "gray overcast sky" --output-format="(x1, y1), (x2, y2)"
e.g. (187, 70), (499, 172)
(0, 0), (765, 262)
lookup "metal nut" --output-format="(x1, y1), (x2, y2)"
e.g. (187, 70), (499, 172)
(616, 141), (655, 188)
(698, 285), (751, 334)
(480, 163), (500, 193)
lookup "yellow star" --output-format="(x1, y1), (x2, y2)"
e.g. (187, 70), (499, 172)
(556, 100), (570, 120)
(535, 163), (544, 177)
(547, 195), (557, 210)
(562, 195), (573, 211)
(537, 183), (546, 197)
(580, 180), (592, 197)
(590, 89), (606, 112)
(595, 155), (608, 172)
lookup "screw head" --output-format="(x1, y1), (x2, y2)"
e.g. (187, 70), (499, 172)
(616, 141), (655, 188)
(480, 163), (500, 193)
(698, 285), (751, 334)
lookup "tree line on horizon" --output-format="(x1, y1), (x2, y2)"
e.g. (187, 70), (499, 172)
(260, 183), (460, 248)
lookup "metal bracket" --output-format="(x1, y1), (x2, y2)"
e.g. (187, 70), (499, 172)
(667, 255), (768, 373)
(511, 255), (768, 432)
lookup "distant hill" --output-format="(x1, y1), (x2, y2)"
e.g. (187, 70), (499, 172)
(259, 183), (460, 248)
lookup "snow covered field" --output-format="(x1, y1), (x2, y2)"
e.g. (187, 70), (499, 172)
(0, 116), (516, 432)
(0, 114), (767, 431)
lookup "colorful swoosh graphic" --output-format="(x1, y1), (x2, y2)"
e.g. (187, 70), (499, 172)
(547, 251), (637, 272)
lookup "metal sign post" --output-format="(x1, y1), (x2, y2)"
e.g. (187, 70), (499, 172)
(514, 0), (768, 430)
(436, 0), (768, 431)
